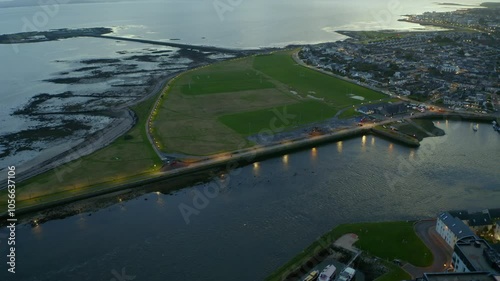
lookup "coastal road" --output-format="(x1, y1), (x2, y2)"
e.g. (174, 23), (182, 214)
(402, 219), (453, 278)
(1, 73), (176, 190)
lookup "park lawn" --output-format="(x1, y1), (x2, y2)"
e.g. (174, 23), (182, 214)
(153, 85), (297, 155)
(339, 107), (362, 119)
(180, 69), (275, 95)
(218, 100), (337, 136)
(376, 263), (412, 281)
(332, 221), (433, 266)
(266, 221), (432, 281)
(253, 51), (386, 108)
(0, 94), (162, 207)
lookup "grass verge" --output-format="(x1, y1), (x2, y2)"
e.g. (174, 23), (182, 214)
(0, 94), (162, 209)
(266, 221), (432, 281)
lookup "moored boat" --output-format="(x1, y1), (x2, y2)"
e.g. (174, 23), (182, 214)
(318, 264), (336, 281)
(337, 267), (356, 281)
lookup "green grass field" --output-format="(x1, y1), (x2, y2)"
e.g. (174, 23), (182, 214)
(155, 50), (386, 155)
(339, 107), (362, 119)
(253, 52), (385, 108)
(337, 222), (433, 265)
(180, 70), (275, 95)
(218, 101), (337, 135)
(266, 221), (432, 281)
(376, 263), (412, 281)
(0, 94), (163, 208)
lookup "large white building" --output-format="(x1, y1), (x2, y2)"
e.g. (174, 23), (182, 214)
(436, 212), (476, 248)
(451, 237), (500, 274)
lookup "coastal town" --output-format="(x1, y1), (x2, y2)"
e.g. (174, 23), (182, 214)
(0, 1), (499, 281)
(299, 5), (499, 114)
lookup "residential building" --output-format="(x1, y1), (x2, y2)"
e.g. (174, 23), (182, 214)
(437, 212), (476, 248)
(452, 237), (500, 273)
(488, 209), (500, 221)
(467, 212), (494, 231)
(449, 210), (470, 221)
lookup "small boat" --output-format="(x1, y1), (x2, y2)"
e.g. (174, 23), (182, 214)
(473, 124), (478, 131)
(318, 265), (337, 281)
(338, 267), (356, 281)
(303, 270), (319, 281)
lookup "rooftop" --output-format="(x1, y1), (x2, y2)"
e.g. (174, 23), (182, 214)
(422, 272), (498, 281)
(468, 212), (493, 227)
(455, 237), (500, 274)
(449, 210), (471, 220)
(423, 272), (498, 281)
(488, 208), (500, 220)
(439, 212), (476, 239)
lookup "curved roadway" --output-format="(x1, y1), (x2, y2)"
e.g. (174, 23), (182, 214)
(403, 219), (453, 278)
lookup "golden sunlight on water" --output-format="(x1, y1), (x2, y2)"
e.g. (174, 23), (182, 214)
(311, 147), (317, 160)
(282, 154), (289, 165)
(253, 162), (260, 176)
(31, 220), (43, 236)
(337, 141), (343, 153)
(361, 135), (367, 146)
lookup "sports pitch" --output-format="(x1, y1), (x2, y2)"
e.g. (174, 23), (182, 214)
(153, 49), (386, 156)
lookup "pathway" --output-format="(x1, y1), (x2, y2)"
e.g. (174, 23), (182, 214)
(402, 220), (453, 278)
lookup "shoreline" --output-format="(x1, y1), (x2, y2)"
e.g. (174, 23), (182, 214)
(0, 74), (176, 190)
(2, 40), (497, 218)
(0, 110), (496, 219)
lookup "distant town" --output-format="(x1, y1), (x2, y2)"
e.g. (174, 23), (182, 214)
(299, 4), (499, 114)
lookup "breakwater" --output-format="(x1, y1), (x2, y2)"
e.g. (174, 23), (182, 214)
(0, 127), (369, 218)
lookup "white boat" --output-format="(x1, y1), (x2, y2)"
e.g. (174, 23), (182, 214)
(337, 267), (356, 281)
(473, 124), (478, 131)
(318, 265), (336, 281)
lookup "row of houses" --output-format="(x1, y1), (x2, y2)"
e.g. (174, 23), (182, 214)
(437, 209), (500, 248)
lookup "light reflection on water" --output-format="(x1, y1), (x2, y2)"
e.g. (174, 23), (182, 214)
(311, 147), (318, 161)
(282, 155), (289, 170)
(2, 121), (499, 281)
(253, 162), (260, 177)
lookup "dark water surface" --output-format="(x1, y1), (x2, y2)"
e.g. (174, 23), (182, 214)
(1, 121), (499, 281)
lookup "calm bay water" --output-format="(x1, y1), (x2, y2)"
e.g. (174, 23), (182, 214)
(0, 1), (498, 280)
(0, 121), (498, 281)
(0, 0), (485, 165)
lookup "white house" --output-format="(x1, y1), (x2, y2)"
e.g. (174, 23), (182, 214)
(436, 212), (476, 248)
